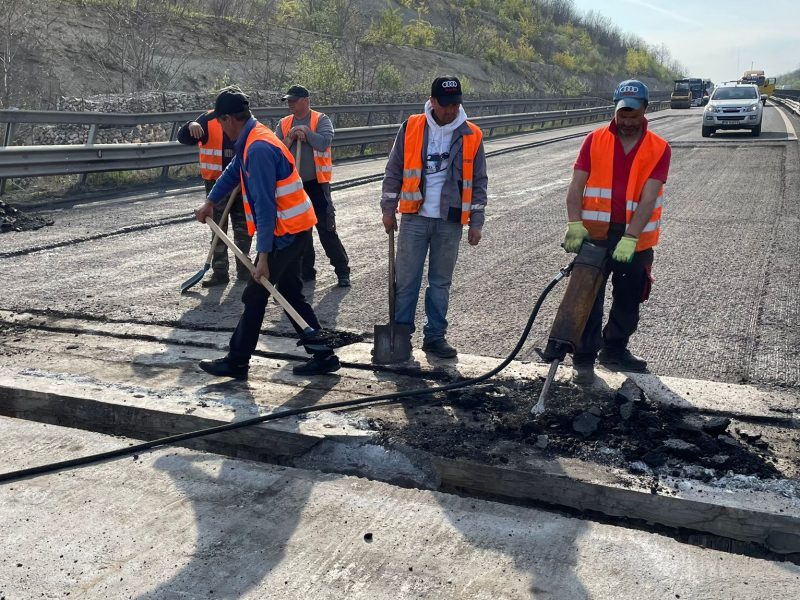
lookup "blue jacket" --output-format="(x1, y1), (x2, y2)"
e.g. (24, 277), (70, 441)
(208, 118), (295, 253)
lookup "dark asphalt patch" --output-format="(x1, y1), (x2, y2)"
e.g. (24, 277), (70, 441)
(373, 377), (788, 483)
(0, 201), (53, 233)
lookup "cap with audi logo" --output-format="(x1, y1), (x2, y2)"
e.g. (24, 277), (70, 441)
(613, 79), (649, 111)
(431, 76), (463, 106)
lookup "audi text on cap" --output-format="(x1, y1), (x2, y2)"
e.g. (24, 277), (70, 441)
(613, 79), (649, 111)
(431, 76), (463, 105)
(282, 85), (310, 101)
(208, 86), (250, 119)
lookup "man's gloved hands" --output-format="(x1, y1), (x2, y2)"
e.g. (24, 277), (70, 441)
(612, 235), (638, 263)
(563, 221), (590, 253)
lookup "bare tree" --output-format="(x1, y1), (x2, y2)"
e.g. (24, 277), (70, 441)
(88, 0), (189, 93)
(0, 0), (46, 107)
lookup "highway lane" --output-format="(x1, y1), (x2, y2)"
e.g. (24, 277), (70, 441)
(1, 107), (798, 386)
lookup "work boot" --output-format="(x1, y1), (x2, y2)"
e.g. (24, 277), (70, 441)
(292, 353), (341, 376)
(572, 362), (596, 385)
(236, 267), (251, 281)
(598, 348), (648, 372)
(337, 274), (351, 288)
(199, 356), (249, 380)
(422, 338), (458, 359)
(201, 272), (230, 288)
(302, 270), (316, 282)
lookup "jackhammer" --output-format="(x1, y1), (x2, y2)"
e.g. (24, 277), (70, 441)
(532, 241), (608, 414)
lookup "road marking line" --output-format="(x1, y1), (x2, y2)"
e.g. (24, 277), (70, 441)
(775, 105), (797, 140)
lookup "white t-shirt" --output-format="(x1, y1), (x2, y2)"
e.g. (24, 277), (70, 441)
(419, 100), (467, 218)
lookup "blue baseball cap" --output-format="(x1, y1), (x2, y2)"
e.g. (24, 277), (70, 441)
(613, 79), (649, 111)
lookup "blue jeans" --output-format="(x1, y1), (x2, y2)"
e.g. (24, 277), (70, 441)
(394, 214), (463, 342)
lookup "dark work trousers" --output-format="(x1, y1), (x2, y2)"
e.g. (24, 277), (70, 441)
(227, 229), (330, 365)
(301, 180), (350, 279)
(204, 180), (252, 278)
(573, 223), (654, 364)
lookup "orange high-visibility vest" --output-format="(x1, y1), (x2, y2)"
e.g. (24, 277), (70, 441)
(240, 122), (317, 238)
(198, 111), (224, 181)
(582, 126), (667, 251)
(279, 110), (333, 183)
(398, 114), (483, 225)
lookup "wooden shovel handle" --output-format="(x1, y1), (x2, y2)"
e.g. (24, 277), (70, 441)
(204, 184), (240, 263)
(388, 230), (396, 322)
(294, 138), (302, 166)
(204, 217), (313, 332)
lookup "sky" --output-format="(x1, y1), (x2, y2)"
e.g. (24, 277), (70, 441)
(570, 0), (800, 83)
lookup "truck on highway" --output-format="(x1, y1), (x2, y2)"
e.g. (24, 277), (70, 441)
(671, 78), (709, 108)
(740, 70), (776, 105)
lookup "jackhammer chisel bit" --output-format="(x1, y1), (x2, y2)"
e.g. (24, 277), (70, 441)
(531, 241), (608, 415)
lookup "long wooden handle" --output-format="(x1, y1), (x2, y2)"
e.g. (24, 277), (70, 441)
(204, 217), (313, 332)
(294, 138), (302, 166)
(204, 184), (240, 263)
(388, 230), (396, 323)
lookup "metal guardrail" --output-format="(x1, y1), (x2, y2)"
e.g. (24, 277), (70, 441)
(773, 90), (800, 117)
(774, 89), (800, 101)
(0, 98), (599, 128)
(0, 101), (669, 185)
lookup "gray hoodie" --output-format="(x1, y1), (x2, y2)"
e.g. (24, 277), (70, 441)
(380, 104), (488, 229)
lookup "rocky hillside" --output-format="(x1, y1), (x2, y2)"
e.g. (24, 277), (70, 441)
(3, 0), (683, 109)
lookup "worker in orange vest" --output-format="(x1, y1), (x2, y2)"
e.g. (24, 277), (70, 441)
(276, 85), (351, 287)
(380, 76), (488, 359)
(178, 99), (252, 287)
(563, 79), (672, 384)
(194, 86), (340, 377)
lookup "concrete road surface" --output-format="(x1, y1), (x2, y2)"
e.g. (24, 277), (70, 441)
(2, 416), (799, 600)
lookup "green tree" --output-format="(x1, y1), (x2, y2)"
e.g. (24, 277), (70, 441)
(364, 5), (404, 45)
(374, 63), (402, 91)
(293, 41), (354, 93)
(404, 15), (436, 49)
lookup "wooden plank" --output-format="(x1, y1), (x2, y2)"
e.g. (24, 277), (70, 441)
(0, 385), (321, 462)
(432, 456), (800, 555)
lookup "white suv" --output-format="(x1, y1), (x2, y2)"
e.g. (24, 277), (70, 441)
(702, 83), (764, 137)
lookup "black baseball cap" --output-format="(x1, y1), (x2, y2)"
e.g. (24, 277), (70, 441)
(431, 76), (462, 105)
(208, 86), (249, 118)
(282, 85), (310, 101)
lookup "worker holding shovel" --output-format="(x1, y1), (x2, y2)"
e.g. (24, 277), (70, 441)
(178, 98), (251, 287)
(379, 76), (488, 360)
(194, 86), (341, 378)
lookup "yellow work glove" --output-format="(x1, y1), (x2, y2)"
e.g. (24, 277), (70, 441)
(563, 221), (590, 253)
(611, 235), (638, 263)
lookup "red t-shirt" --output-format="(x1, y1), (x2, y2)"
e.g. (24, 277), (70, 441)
(573, 118), (671, 223)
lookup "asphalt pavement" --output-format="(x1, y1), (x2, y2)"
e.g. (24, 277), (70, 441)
(1, 107), (798, 386)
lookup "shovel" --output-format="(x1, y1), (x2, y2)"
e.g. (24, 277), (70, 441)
(180, 185), (240, 293)
(373, 229), (412, 363)
(203, 217), (332, 353)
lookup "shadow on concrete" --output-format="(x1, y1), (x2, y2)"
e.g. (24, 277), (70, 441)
(391, 381), (592, 598)
(136, 377), (342, 600)
(130, 281), (232, 389)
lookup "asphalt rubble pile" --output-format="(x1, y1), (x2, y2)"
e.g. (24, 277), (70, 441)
(0, 200), (53, 233)
(373, 376), (794, 492)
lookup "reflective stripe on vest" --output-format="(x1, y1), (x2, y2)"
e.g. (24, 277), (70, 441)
(399, 114), (483, 225)
(279, 110), (333, 183)
(198, 112), (224, 181)
(240, 122), (317, 238)
(582, 126), (667, 251)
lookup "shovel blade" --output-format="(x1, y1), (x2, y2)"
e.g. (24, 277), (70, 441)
(180, 264), (211, 294)
(372, 323), (412, 364)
